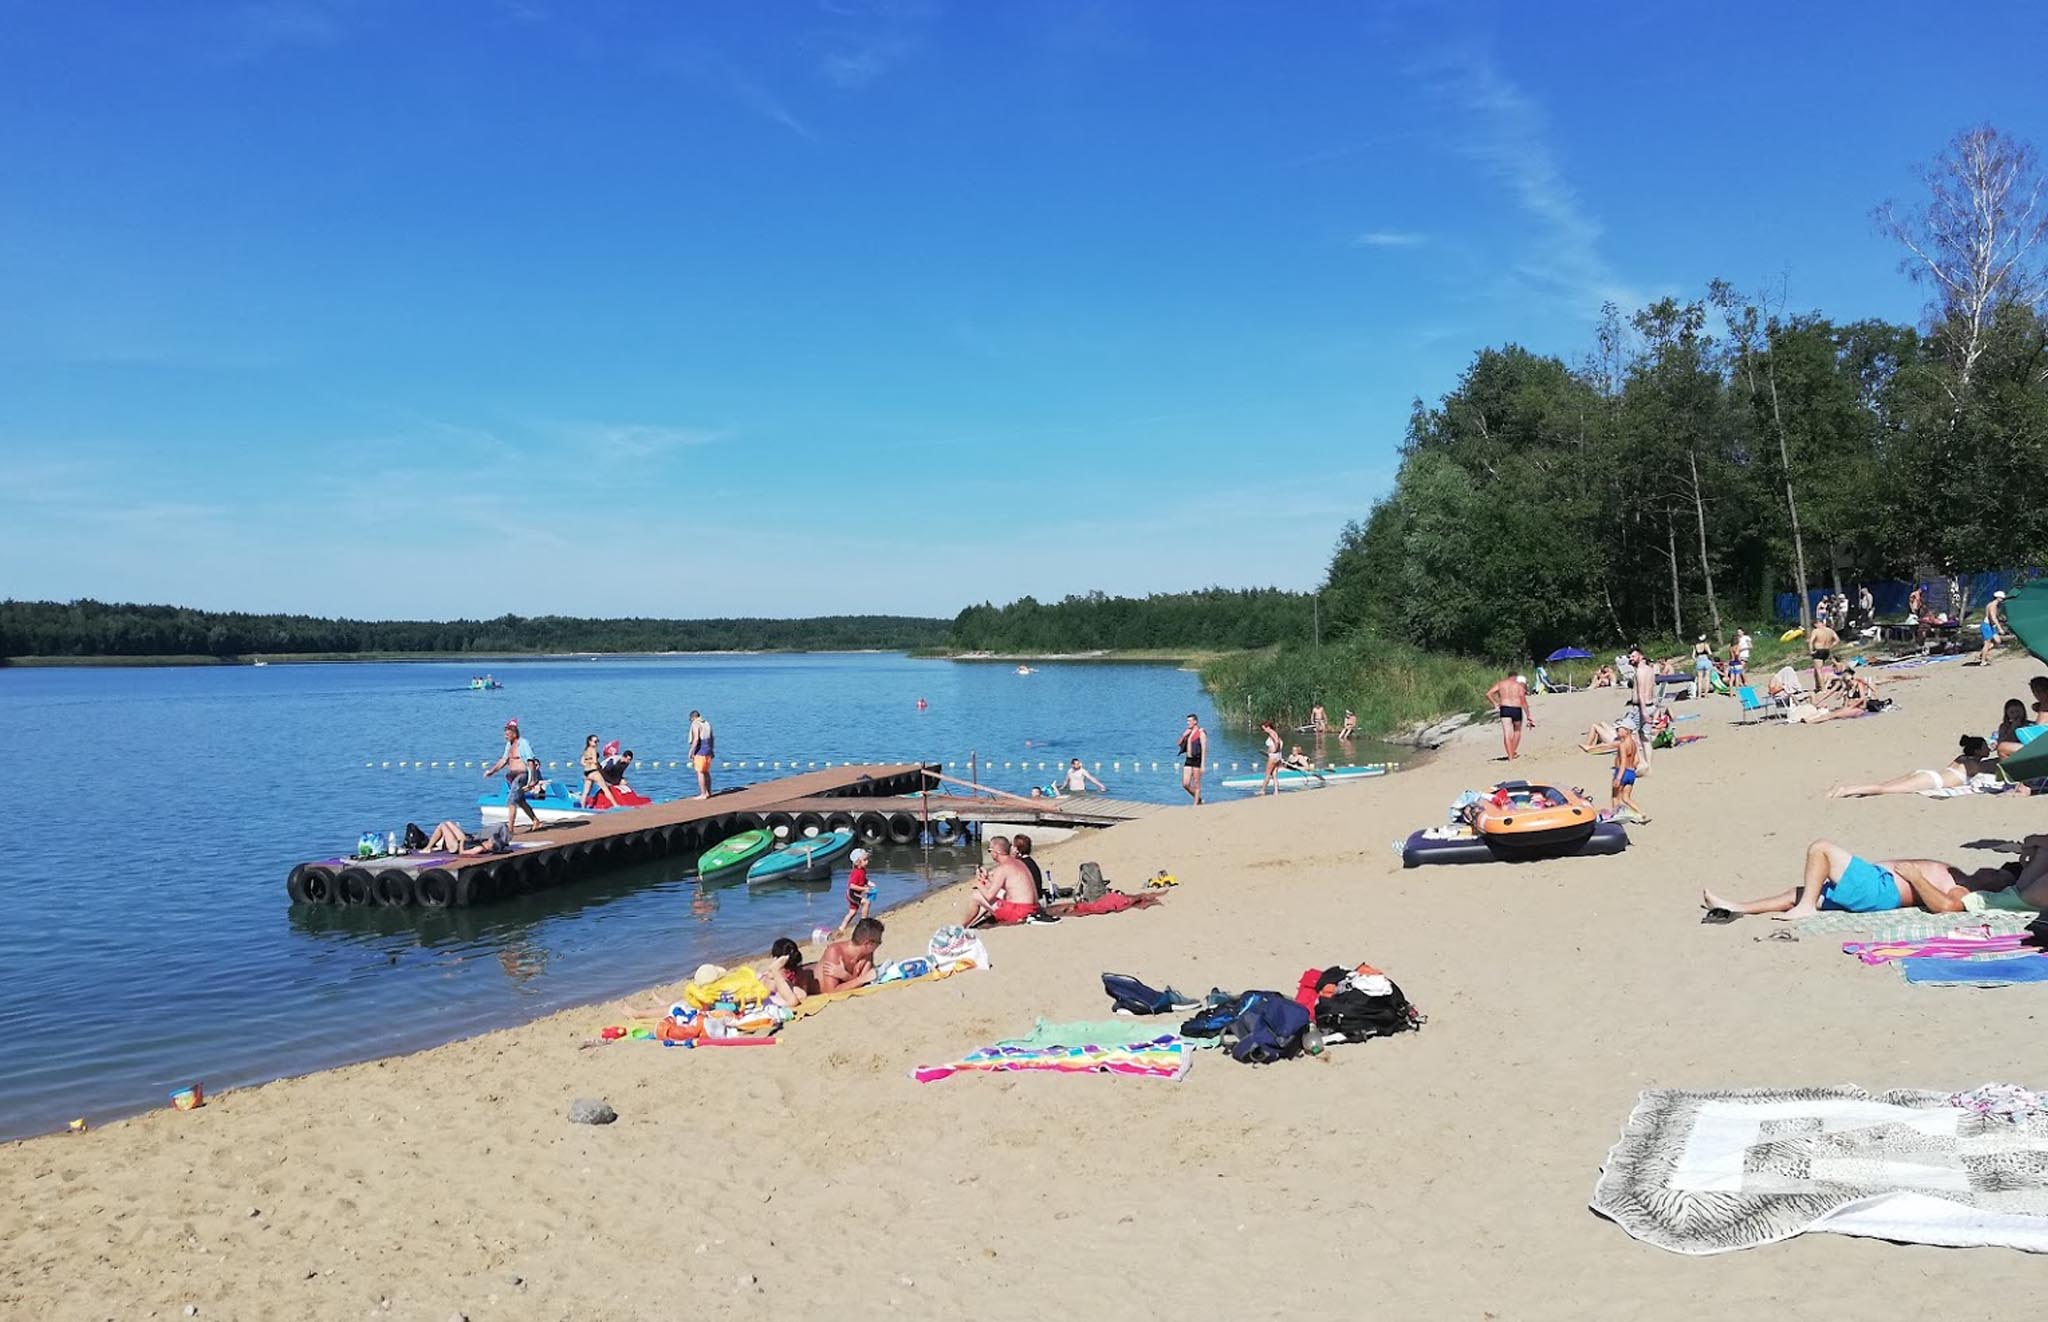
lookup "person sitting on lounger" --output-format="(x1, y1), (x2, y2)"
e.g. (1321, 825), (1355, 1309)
(1767, 664), (1806, 699)
(1701, 839), (1976, 920)
(814, 918), (884, 992)
(1827, 736), (2000, 798)
(962, 835), (1039, 926)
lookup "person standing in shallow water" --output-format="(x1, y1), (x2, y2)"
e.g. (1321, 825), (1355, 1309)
(1177, 713), (1207, 805)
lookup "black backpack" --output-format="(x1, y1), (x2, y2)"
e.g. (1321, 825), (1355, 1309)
(1313, 972), (1418, 1043)
(1101, 972), (1188, 1016)
(1181, 990), (1268, 1039)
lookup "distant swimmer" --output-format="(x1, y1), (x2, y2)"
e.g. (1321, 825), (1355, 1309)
(1063, 758), (1105, 794)
(688, 709), (715, 800)
(916, 697), (928, 711)
(1177, 713), (1207, 806)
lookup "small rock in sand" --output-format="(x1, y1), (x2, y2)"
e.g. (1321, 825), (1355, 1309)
(567, 1098), (617, 1125)
(184, 1308), (200, 1318)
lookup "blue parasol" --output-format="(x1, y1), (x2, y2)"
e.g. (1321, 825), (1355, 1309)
(1545, 647), (1593, 662)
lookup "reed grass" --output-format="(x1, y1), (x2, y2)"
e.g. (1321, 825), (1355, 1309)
(1199, 639), (1500, 736)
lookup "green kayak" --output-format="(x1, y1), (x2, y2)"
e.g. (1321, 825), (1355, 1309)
(697, 828), (774, 880)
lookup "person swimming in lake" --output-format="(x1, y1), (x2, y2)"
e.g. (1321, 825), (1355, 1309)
(1063, 758), (1105, 794)
(1701, 839), (1981, 921)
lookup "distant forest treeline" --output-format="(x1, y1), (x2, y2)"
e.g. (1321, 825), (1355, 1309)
(0, 600), (951, 659)
(945, 588), (1315, 652)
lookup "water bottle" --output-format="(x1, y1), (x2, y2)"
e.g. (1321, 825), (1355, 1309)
(385, 830), (397, 856)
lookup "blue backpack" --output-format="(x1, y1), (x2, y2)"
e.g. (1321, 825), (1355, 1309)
(1224, 993), (1311, 1064)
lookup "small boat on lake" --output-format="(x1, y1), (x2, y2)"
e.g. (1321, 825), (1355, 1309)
(698, 828), (775, 882)
(1219, 764), (1391, 791)
(479, 778), (652, 823)
(746, 828), (856, 883)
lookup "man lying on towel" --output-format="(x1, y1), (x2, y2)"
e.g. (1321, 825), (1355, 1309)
(1701, 837), (2013, 922)
(964, 835), (1039, 926)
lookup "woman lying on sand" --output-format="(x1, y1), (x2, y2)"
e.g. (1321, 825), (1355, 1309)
(1827, 735), (2000, 798)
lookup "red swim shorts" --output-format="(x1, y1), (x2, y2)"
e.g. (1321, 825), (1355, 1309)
(989, 901), (1036, 925)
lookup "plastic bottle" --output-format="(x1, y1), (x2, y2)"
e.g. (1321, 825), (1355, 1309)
(386, 830), (397, 857)
(1303, 1024), (1326, 1056)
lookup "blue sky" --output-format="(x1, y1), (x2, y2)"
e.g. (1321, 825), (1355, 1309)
(3, 1), (2043, 620)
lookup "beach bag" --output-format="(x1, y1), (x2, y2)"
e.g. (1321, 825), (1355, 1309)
(1223, 994), (1311, 1064)
(1102, 973), (1178, 1016)
(403, 822), (431, 851)
(927, 926), (990, 970)
(1180, 990), (1262, 1039)
(1313, 980), (1417, 1043)
(1077, 862), (1109, 902)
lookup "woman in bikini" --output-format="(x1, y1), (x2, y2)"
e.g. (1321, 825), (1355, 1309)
(1826, 735), (2001, 798)
(580, 734), (622, 810)
(1259, 720), (1285, 794)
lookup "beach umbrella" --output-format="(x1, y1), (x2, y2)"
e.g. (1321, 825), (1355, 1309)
(1545, 647), (1592, 662)
(1995, 588), (2048, 781)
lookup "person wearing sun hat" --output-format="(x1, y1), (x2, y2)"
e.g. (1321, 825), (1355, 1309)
(1980, 590), (2009, 665)
(834, 848), (875, 938)
(481, 718), (542, 833)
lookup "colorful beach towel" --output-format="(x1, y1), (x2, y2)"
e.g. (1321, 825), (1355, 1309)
(1592, 1086), (2048, 1255)
(914, 1021), (1195, 1083)
(1844, 932), (2033, 964)
(1901, 956), (2048, 986)
(1787, 908), (2037, 940)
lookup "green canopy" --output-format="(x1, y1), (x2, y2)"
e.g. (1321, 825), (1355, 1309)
(1998, 587), (2048, 781)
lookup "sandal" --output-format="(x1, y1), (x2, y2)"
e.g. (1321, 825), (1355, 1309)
(1699, 907), (1740, 925)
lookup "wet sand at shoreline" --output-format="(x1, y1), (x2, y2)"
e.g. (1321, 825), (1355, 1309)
(6, 652), (2046, 1320)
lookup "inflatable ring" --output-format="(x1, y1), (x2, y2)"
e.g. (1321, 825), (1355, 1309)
(337, 867), (375, 906)
(416, 868), (457, 908)
(372, 870), (417, 907)
(1780, 627), (1805, 642)
(886, 812), (918, 845)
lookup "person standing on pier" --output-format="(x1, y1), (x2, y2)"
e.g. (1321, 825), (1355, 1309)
(688, 709), (715, 799)
(482, 719), (542, 834)
(1178, 713), (1207, 806)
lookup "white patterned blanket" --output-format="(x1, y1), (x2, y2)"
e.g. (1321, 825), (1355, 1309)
(1592, 1087), (2048, 1254)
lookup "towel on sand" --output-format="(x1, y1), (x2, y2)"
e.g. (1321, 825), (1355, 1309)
(1844, 933), (2032, 964)
(914, 1020), (1194, 1083)
(1593, 1086), (2048, 1255)
(1788, 908), (2036, 939)
(1901, 955), (2048, 986)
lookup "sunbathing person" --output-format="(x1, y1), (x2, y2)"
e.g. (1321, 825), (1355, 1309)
(1580, 720), (1620, 753)
(1828, 736), (2001, 798)
(1701, 839), (1976, 921)
(814, 918), (884, 992)
(1996, 698), (2045, 758)
(1767, 664), (1807, 699)
(424, 820), (498, 855)
(758, 937), (819, 1007)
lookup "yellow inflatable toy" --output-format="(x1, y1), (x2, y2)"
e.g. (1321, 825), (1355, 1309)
(682, 966), (771, 1011)
(1779, 627), (1805, 642)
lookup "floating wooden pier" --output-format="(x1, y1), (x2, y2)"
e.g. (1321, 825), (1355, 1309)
(285, 764), (1163, 909)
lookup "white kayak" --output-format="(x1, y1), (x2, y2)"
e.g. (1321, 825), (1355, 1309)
(1220, 764), (1391, 791)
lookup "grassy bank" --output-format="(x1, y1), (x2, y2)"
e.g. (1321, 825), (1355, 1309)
(1199, 639), (1500, 736)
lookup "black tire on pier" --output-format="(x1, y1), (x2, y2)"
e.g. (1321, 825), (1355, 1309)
(337, 868), (375, 906)
(765, 812), (795, 840)
(794, 812), (825, 838)
(372, 871), (417, 907)
(417, 869), (458, 908)
(886, 812), (918, 845)
(297, 865), (338, 904)
(825, 812), (855, 835)
(930, 816), (960, 843)
(855, 813), (888, 846)
(286, 865), (313, 904)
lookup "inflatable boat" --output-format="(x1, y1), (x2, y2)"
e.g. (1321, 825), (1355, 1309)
(1219, 764), (1390, 791)
(1401, 781), (1627, 867)
(747, 827), (856, 883)
(479, 778), (652, 823)
(698, 828), (775, 882)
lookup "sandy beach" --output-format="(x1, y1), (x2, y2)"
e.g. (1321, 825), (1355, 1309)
(7, 652), (2047, 1320)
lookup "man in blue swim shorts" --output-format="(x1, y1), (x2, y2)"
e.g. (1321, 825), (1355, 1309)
(1700, 839), (1977, 922)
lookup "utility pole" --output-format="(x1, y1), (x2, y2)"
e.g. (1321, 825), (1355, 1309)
(1313, 593), (1320, 647)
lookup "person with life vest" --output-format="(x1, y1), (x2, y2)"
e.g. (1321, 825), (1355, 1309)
(1177, 713), (1207, 805)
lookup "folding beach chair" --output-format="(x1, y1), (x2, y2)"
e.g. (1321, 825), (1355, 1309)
(1736, 685), (1787, 725)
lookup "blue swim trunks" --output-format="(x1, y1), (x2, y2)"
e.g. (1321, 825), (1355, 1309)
(1821, 856), (1900, 912)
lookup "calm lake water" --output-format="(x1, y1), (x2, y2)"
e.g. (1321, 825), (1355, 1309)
(0, 653), (1395, 1140)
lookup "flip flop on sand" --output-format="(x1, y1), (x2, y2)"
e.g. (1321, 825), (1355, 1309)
(1699, 907), (1740, 925)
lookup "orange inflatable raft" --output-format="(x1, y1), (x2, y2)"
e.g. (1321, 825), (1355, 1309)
(1469, 782), (1600, 854)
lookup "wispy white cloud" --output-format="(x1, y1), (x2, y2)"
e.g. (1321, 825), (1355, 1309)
(657, 47), (817, 140)
(557, 422), (729, 458)
(214, 0), (343, 64)
(810, 0), (937, 90)
(1351, 230), (1428, 249)
(1420, 51), (1642, 317)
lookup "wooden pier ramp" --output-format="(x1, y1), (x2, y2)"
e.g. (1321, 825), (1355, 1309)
(285, 764), (1163, 909)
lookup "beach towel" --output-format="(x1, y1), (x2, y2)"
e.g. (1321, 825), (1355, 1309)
(1787, 908), (2037, 940)
(1901, 956), (2048, 986)
(913, 1022), (1195, 1083)
(1592, 1086), (2048, 1255)
(1844, 933), (2032, 964)
(786, 956), (987, 1019)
